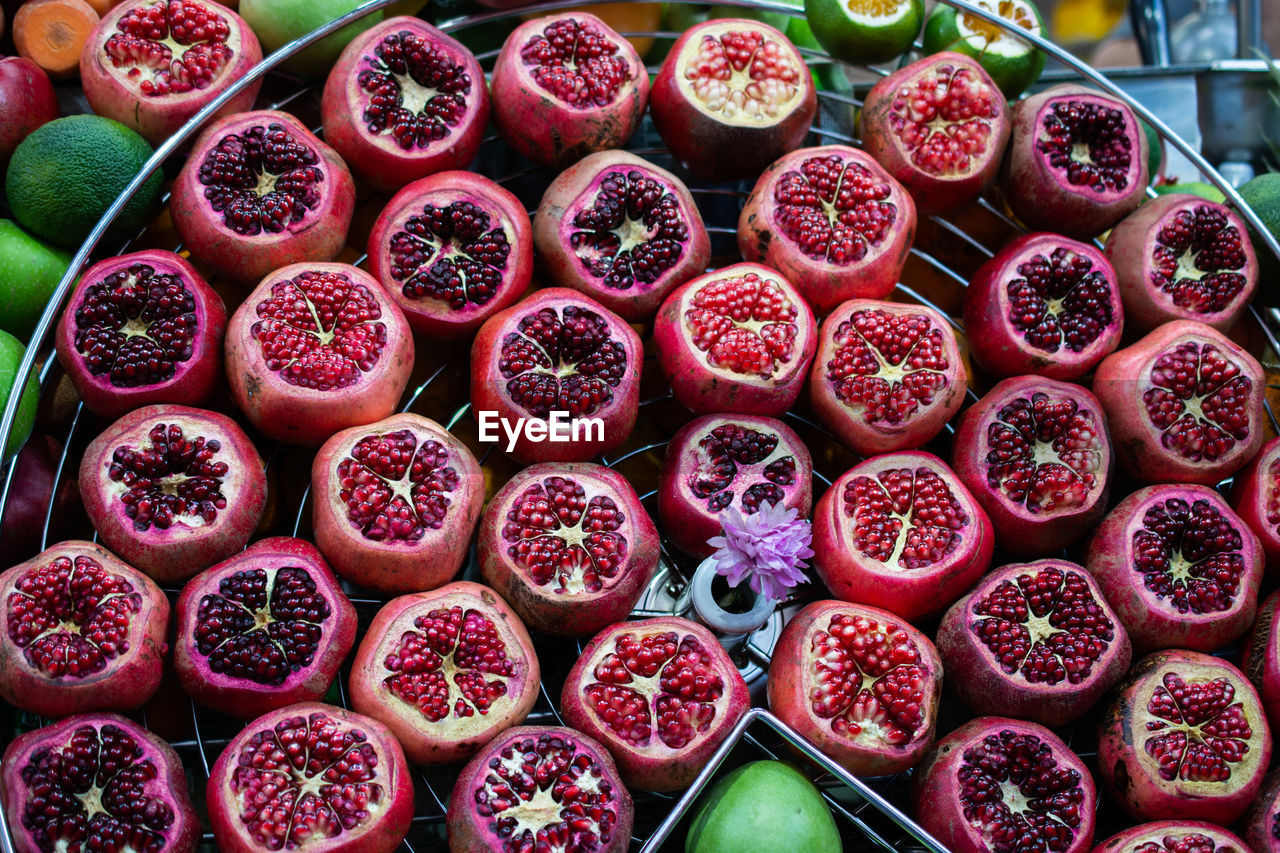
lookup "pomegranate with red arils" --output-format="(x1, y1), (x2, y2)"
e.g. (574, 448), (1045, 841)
(1001, 83), (1149, 239)
(0, 434), (79, 565)
(651, 18), (816, 182)
(1092, 319), (1265, 485)
(653, 262), (817, 417)
(1086, 483), (1263, 653)
(312, 412), (483, 594)
(170, 109), (356, 285)
(657, 414), (812, 560)
(1243, 769), (1280, 853)
(207, 702), (414, 853)
(809, 298), (966, 456)
(447, 725), (633, 853)
(0, 713), (199, 853)
(174, 536), (357, 720)
(367, 171), (532, 341)
(533, 150), (711, 322)
(79, 404), (266, 583)
(738, 146), (917, 314)
(0, 540), (167, 718)
(1098, 650), (1272, 823)
(1091, 821), (1251, 853)
(470, 288), (642, 463)
(322, 16), (489, 192)
(478, 462), (660, 637)
(1241, 589), (1280, 736)
(349, 581), (540, 765)
(767, 600), (943, 776)
(952, 375), (1113, 554)
(1231, 436), (1280, 573)
(1105, 193), (1258, 334)
(224, 262), (415, 447)
(912, 716), (1097, 853)
(55, 250), (227, 419)
(560, 616), (751, 791)
(80, 0), (263, 145)
(812, 451), (993, 622)
(962, 232), (1124, 381)
(490, 12), (648, 167)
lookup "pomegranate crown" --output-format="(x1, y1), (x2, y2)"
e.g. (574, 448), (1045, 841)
(707, 501), (813, 602)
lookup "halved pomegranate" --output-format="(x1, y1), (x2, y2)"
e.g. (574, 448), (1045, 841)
(1231, 435), (1280, 573)
(653, 262), (817, 417)
(738, 145), (917, 314)
(1241, 589), (1280, 736)
(1092, 821), (1252, 853)
(1243, 769), (1280, 853)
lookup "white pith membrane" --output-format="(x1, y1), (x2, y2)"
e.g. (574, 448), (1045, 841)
(103, 0), (239, 96)
(681, 271), (803, 381)
(1126, 827), (1231, 850)
(679, 25), (805, 124)
(841, 462), (971, 571)
(840, 0), (917, 26)
(1140, 337), (1253, 463)
(885, 61), (1000, 177)
(954, 0), (1041, 56)
(683, 420), (798, 512)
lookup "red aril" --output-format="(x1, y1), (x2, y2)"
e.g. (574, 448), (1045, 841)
(1091, 821), (1251, 853)
(1230, 435), (1280, 574)
(1241, 589), (1280, 737)
(1243, 769), (1280, 853)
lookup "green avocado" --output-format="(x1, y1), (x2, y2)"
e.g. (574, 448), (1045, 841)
(685, 761), (843, 853)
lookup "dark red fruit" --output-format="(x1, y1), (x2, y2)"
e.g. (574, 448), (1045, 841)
(1231, 435), (1280, 574)
(0, 434), (79, 565)
(1092, 821), (1252, 853)
(1242, 769), (1280, 853)
(0, 57), (58, 169)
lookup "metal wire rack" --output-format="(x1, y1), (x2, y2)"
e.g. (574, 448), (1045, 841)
(2, 0), (1279, 850)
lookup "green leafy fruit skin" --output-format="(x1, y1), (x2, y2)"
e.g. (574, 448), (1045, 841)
(239, 0), (389, 77)
(685, 761), (843, 853)
(921, 3), (1045, 98)
(1140, 117), (1164, 180)
(806, 0), (925, 65)
(1238, 172), (1280, 288)
(0, 220), (72, 339)
(0, 329), (39, 459)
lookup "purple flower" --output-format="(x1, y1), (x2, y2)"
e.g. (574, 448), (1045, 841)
(706, 501), (814, 603)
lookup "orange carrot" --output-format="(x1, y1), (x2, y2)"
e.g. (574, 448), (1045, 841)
(13, 0), (99, 79)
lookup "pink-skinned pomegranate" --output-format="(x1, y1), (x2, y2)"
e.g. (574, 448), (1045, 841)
(55, 250), (227, 419)
(738, 145), (917, 314)
(367, 170), (532, 340)
(650, 18), (816, 182)
(224, 262), (415, 447)
(560, 616), (751, 791)
(174, 536), (356, 720)
(79, 404), (266, 583)
(470, 287), (642, 463)
(170, 109), (356, 285)
(1243, 769), (1280, 853)
(1105, 193), (1258, 334)
(1092, 319), (1266, 485)
(1230, 435), (1280, 573)
(962, 232), (1124, 381)
(311, 412), (483, 594)
(0, 712), (199, 853)
(1091, 821), (1251, 853)
(533, 150), (711, 322)
(809, 298), (966, 456)
(321, 16), (489, 192)
(1086, 483), (1263, 653)
(657, 414), (812, 559)
(912, 716), (1097, 853)
(207, 702), (414, 853)
(767, 600), (943, 776)
(860, 52), (1011, 215)
(349, 580), (540, 765)
(0, 540), (168, 718)
(653, 262), (817, 417)
(478, 462), (659, 637)
(1001, 83), (1149, 239)
(1241, 589), (1280, 736)
(812, 451), (993, 622)
(1098, 649), (1272, 824)
(952, 375), (1114, 554)
(446, 725), (633, 853)
(490, 12), (648, 167)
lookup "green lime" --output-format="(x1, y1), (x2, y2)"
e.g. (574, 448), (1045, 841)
(0, 220), (73, 340)
(922, 0), (1045, 97)
(240, 0), (387, 78)
(686, 761), (843, 853)
(1140, 117), (1164, 181)
(1153, 181), (1226, 203)
(709, 3), (792, 31)
(806, 0), (925, 66)
(1237, 172), (1280, 283)
(6, 115), (163, 250)
(787, 10), (850, 91)
(0, 329), (39, 459)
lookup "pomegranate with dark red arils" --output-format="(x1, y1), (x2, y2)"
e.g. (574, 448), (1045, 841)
(207, 702), (414, 853)
(962, 232), (1123, 381)
(1242, 769), (1280, 853)
(812, 451), (993, 622)
(911, 716), (1097, 853)
(767, 600), (943, 776)
(80, 0), (263, 145)
(1230, 435), (1280, 573)
(1098, 650), (1272, 823)
(490, 12), (648, 167)
(312, 412), (483, 594)
(170, 110), (356, 285)
(224, 262), (415, 447)
(367, 170), (532, 341)
(470, 287), (642, 463)
(79, 404), (266, 583)
(653, 262), (817, 417)
(174, 536), (357, 720)
(1091, 821), (1252, 853)
(478, 462), (660, 637)
(739, 146), (917, 314)
(55, 250), (227, 419)
(0, 713), (199, 853)
(1241, 589), (1280, 736)
(322, 16), (489, 192)
(560, 616), (751, 791)
(1092, 319), (1265, 485)
(651, 18), (816, 182)
(447, 725), (633, 853)
(533, 150), (710, 322)
(809, 299), (966, 456)
(657, 414), (812, 559)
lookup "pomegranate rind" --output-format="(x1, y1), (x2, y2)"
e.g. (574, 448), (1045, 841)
(1242, 768), (1280, 853)
(1090, 819), (1252, 853)
(1241, 590), (1280, 739)
(1230, 435), (1280, 574)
